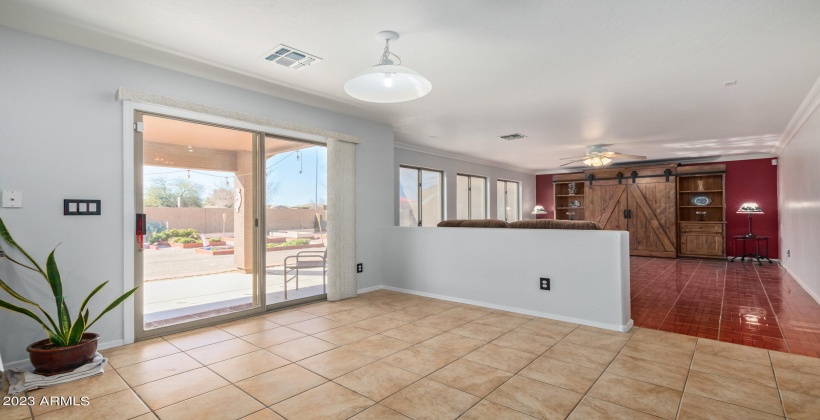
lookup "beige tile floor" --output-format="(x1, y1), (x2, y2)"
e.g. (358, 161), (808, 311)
(3, 290), (820, 419)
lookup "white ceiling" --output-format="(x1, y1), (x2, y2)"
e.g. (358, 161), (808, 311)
(2, 0), (820, 173)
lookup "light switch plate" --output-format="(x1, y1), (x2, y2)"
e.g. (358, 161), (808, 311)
(2, 190), (22, 208)
(64, 199), (101, 215)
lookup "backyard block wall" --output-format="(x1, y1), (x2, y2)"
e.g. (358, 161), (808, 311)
(145, 207), (328, 234)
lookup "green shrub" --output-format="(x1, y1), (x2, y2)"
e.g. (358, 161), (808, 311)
(209, 237), (222, 242)
(149, 228), (200, 244)
(266, 238), (311, 248)
(174, 238), (198, 244)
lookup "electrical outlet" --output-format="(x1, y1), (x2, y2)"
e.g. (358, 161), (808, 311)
(540, 278), (550, 290)
(787, 250), (790, 257)
(357, 263), (363, 273)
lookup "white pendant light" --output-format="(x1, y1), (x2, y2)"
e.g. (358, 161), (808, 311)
(344, 31), (432, 103)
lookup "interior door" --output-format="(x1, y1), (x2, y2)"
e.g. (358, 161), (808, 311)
(626, 182), (677, 258)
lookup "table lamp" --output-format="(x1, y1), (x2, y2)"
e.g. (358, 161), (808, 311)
(737, 202), (763, 238)
(531, 205), (547, 219)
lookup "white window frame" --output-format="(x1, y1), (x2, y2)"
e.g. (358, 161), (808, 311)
(497, 179), (521, 222)
(457, 173), (488, 220)
(399, 165), (444, 227)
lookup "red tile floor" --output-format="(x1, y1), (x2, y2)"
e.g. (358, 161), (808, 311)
(630, 257), (820, 358)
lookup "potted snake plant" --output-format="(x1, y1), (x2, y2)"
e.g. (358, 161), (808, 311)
(0, 217), (138, 375)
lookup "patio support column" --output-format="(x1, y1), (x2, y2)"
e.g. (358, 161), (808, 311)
(234, 151), (254, 273)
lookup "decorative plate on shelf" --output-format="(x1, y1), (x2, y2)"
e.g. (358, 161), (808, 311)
(570, 200), (581, 208)
(690, 195), (712, 206)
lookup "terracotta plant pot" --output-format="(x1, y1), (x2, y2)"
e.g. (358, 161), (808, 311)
(26, 332), (100, 376)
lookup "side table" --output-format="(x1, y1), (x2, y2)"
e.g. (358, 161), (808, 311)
(730, 235), (773, 266)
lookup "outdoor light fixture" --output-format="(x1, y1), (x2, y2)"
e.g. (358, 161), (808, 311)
(344, 31), (432, 103)
(737, 202), (763, 238)
(583, 156), (613, 167)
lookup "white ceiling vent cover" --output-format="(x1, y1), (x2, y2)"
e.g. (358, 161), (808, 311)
(499, 133), (527, 141)
(262, 45), (322, 69)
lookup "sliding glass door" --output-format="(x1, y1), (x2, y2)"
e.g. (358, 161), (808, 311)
(134, 112), (261, 338)
(133, 112), (327, 339)
(263, 139), (328, 304)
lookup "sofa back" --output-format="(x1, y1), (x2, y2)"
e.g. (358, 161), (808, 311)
(436, 219), (601, 230)
(508, 219), (602, 230)
(436, 219), (509, 228)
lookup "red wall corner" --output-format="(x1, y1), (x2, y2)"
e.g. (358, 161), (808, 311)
(535, 174), (554, 219)
(694, 159), (779, 259)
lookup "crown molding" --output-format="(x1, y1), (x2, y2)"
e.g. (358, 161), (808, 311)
(775, 74), (820, 156)
(394, 141), (537, 175)
(534, 152), (777, 175)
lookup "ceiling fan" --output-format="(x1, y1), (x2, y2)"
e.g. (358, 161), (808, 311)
(560, 144), (647, 167)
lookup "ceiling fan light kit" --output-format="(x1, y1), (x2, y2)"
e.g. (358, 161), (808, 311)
(583, 156), (612, 167)
(561, 145), (647, 167)
(344, 31), (432, 103)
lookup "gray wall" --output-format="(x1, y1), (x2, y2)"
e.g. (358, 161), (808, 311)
(382, 227), (632, 331)
(394, 148), (536, 224)
(0, 26), (394, 364)
(778, 98), (820, 301)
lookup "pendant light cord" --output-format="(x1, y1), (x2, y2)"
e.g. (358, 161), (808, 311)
(379, 40), (402, 65)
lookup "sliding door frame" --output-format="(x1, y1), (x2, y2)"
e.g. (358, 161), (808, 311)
(122, 101), (328, 344)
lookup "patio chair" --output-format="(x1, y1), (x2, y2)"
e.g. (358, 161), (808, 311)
(283, 249), (327, 299)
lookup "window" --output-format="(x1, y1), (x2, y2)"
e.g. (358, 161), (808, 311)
(456, 174), (487, 219)
(497, 180), (521, 222)
(399, 166), (443, 227)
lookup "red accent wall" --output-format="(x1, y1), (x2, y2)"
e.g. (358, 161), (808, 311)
(534, 158), (779, 258)
(535, 174), (554, 219)
(684, 159), (779, 258)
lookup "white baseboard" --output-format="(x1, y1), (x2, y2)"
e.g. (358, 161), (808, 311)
(369, 285), (632, 333)
(2, 339), (124, 371)
(783, 265), (820, 305)
(356, 285), (385, 295)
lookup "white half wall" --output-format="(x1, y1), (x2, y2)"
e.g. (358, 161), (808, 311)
(394, 147), (536, 224)
(778, 95), (820, 301)
(381, 227), (632, 331)
(0, 26), (394, 364)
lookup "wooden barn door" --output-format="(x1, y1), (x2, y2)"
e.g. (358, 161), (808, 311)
(625, 180), (677, 258)
(584, 164), (677, 258)
(586, 181), (628, 232)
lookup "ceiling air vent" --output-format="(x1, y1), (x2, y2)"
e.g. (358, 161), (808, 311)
(499, 133), (527, 141)
(262, 45), (322, 70)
